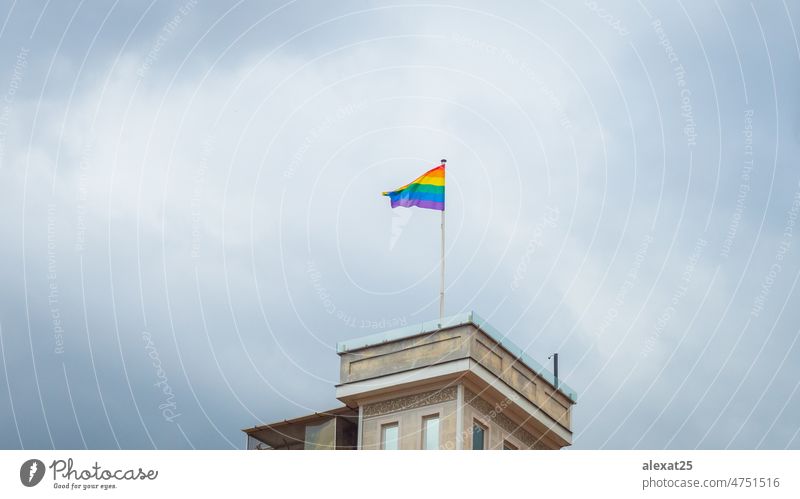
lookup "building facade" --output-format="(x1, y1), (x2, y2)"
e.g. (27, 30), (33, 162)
(244, 312), (576, 450)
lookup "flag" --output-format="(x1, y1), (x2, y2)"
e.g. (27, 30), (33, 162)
(382, 163), (445, 211)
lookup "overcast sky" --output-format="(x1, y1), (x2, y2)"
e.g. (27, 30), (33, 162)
(0, 0), (799, 450)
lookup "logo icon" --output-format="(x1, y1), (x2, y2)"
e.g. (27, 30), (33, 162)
(20, 459), (45, 487)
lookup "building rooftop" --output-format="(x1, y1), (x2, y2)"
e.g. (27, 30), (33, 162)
(336, 311), (577, 402)
(245, 311), (577, 449)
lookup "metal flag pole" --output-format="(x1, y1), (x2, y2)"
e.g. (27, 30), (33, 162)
(439, 159), (446, 324)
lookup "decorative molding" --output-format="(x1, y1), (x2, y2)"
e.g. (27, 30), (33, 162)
(464, 388), (547, 450)
(363, 386), (457, 418)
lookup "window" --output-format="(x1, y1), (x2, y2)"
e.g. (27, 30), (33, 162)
(422, 415), (440, 450)
(503, 440), (518, 450)
(472, 421), (486, 450)
(381, 423), (399, 450)
(303, 419), (336, 450)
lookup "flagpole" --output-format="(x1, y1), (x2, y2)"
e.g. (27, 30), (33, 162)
(439, 159), (446, 324)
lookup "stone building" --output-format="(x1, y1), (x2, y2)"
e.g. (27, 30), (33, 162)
(243, 312), (576, 450)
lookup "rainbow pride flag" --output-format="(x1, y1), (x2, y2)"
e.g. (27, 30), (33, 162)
(382, 163), (445, 211)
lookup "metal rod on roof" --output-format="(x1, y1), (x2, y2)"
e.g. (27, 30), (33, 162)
(548, 352), (559, 389)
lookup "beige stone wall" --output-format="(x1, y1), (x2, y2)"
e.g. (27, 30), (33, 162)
(358, 386), (559, 450)
(361, 387), (458, 450)
(469, 335), (572, 430)
(340, 326), (471, 384)
(338, 324), (573, 432)
(462, 388), (553, 450)
(339, 322), (575, 450)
